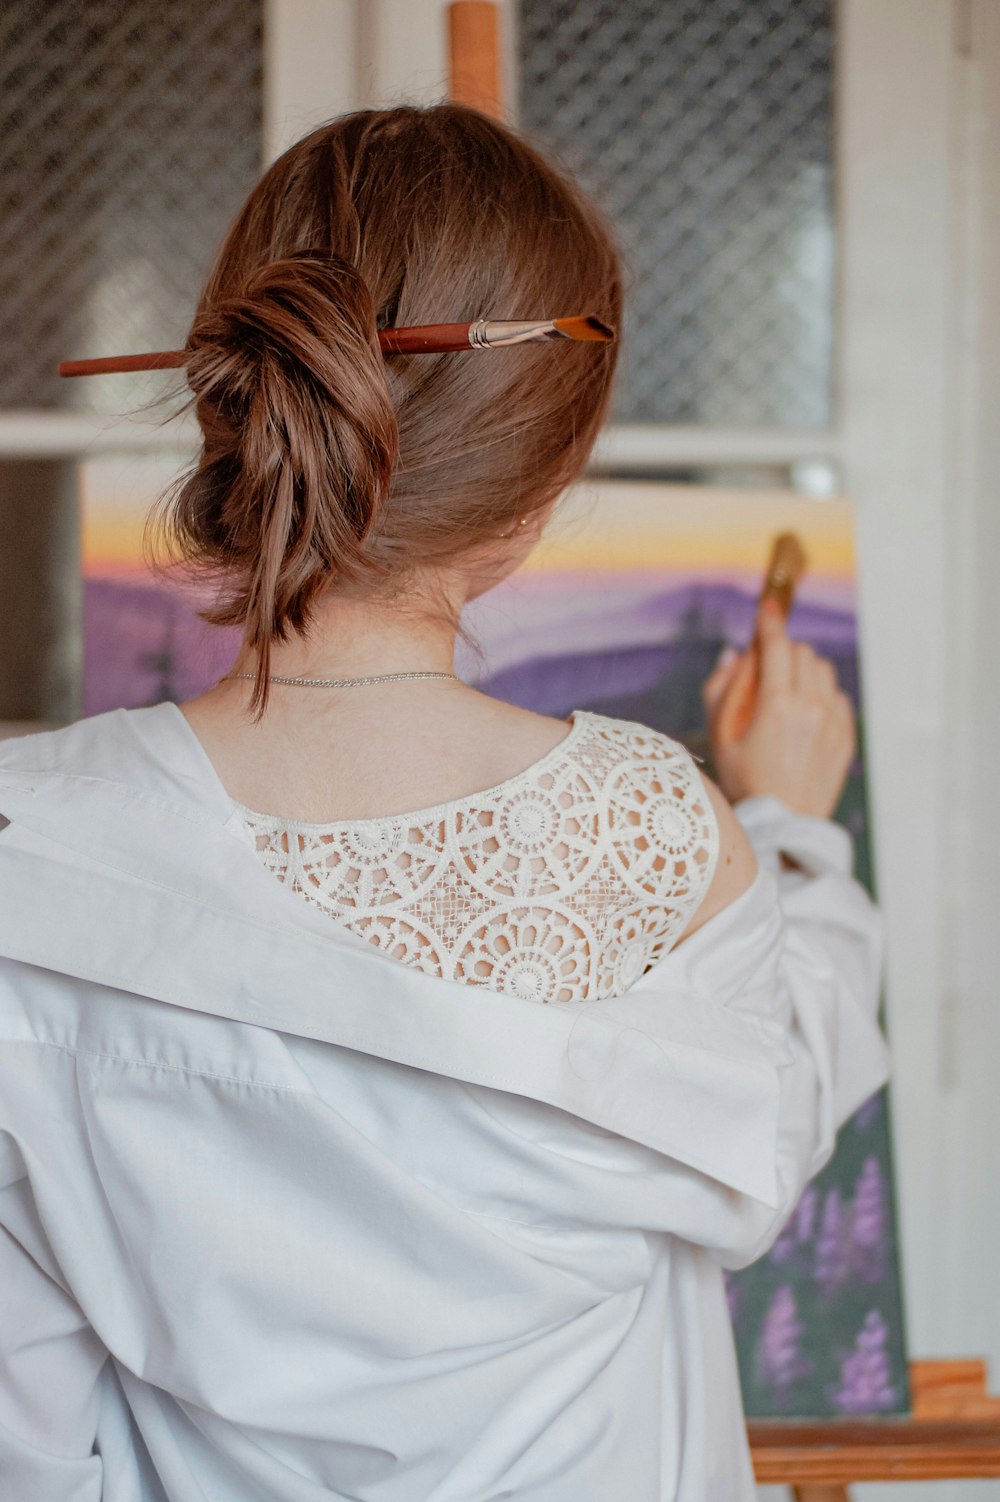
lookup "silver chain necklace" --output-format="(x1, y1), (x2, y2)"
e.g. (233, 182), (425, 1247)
(222, 669), (458, 689)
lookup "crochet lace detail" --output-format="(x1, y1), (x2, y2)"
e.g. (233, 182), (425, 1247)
(233, 710), (720, 1003)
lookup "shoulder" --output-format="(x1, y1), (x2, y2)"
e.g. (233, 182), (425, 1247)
(681, 771), (758, 939)
(569, 708), (709, 793)
(568, 708), (702, 772)
(572, 711), (758, 938)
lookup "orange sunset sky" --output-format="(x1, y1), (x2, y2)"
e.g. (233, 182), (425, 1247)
(80, 460), (856, 590)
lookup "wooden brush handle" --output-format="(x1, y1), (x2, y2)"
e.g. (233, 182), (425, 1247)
(717, 532), (808, 744)
(58, 351), (187, 377)
(759, 532), (807, 618)
(377, 324), (473, 353)
(58, 326), (479, 377)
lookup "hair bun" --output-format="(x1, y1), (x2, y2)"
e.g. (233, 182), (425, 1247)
(176, 250), (399, 713)
(187, 251), (380, 409)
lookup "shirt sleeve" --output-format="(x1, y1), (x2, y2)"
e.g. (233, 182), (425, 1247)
(711, 794), (890, 1265)
(0, 1137), (108, 1501)
(732, 792), (890, 1139)
(658, 792), (890, 1266)
(465, 794), (891, 1271)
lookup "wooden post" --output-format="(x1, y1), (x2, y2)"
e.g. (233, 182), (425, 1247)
(447, 2), (503, 119)
(0, 460), (81, 722)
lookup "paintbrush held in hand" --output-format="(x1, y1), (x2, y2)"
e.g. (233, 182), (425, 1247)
(715, 532), (809, 745)
(56, 316), (614, 378)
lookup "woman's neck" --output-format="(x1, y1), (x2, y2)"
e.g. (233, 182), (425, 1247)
(229, 590), (459, 683)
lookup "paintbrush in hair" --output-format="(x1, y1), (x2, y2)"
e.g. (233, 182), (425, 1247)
(57, 316), (614, 377)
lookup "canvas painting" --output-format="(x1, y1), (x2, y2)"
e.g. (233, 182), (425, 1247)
(81, 453), (241, 716)
(82, 462), (909, 1417)
(462, 479), (909, 1420)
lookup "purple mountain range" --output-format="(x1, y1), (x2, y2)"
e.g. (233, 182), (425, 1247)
(627, 581), (858, 651)
(84, 577), (240, 715)
(85, 573), (858, 718)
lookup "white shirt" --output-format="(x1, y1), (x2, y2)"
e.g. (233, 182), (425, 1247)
(0, 702), (890, 1502)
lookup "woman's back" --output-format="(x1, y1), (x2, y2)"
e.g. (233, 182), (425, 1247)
(182, 681), (757, 1003)
(182, 681), (582, 826)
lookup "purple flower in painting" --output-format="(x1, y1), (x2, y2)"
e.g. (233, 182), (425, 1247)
(814, 1186), (852, 1296)
(795, 1182), (819, 1245)
(756, 1285), (813, 1406)
(849, 1156), (888, 1284)
(830, 1309), (898, 1413)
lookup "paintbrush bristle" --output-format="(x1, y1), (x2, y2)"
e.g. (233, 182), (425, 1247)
(551, 315), (615, 343)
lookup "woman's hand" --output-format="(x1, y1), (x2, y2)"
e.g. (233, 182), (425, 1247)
(701, 598), (857, 820)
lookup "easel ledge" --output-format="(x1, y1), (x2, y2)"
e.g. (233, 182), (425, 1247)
(749, 1359), (1000, 1497)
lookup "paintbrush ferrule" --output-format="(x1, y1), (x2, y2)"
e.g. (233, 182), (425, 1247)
(471, 319), (564, 347)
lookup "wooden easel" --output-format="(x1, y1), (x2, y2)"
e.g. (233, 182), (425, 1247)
(749, 1360), (1000, 1497)
(447, 2), (504, 120)
(443, 13), (1000, 1493)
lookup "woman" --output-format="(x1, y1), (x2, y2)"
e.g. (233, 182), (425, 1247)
(0, 105), (888, 1500)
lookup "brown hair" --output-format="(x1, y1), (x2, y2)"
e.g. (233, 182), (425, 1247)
(151, 103), (622, 717)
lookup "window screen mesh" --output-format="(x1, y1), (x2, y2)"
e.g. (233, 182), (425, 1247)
(518, 0), (836, 429)
(0, 0), (262, 411)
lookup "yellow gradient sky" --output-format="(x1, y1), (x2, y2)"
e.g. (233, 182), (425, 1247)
(80, 462), (855, 583)
(527, 481), (855, 578)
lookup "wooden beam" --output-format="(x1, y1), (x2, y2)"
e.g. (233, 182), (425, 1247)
(447, 2), (503, 119)
(749, 1359), (1000, 1485)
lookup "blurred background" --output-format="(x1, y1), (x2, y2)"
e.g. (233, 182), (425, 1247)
(2, 2), (1000, 1496)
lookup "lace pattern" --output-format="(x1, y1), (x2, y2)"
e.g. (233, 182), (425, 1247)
(234, 710), (720, 1003)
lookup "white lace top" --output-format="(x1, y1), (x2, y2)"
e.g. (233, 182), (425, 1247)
(232, 709), (720, 1004)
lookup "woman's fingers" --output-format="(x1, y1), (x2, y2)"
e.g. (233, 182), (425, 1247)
(792, 642), (838, 700)
(712, 648), (759, 744)
(756, 600), (794, 699)
(701, 647), (740, 715)
(705, 597), (857, 816)
(834, 688), (858, 754)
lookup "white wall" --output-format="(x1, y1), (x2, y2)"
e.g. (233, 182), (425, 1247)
(263, 0), (366, 162)
(840, 3), (1000, 1496)
(840, 0), (956, 1366)
(946, 0), (1000, 1455)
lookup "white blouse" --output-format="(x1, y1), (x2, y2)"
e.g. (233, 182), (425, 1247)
(0, 702), (891, 1502)
(233, 710), (720, 1002)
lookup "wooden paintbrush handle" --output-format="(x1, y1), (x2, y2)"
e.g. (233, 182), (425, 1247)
(377, 324), (474, 353)
(58, 351), (187, 377)
(718, 532), (808, 744)
(58, 327), (477, 376)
